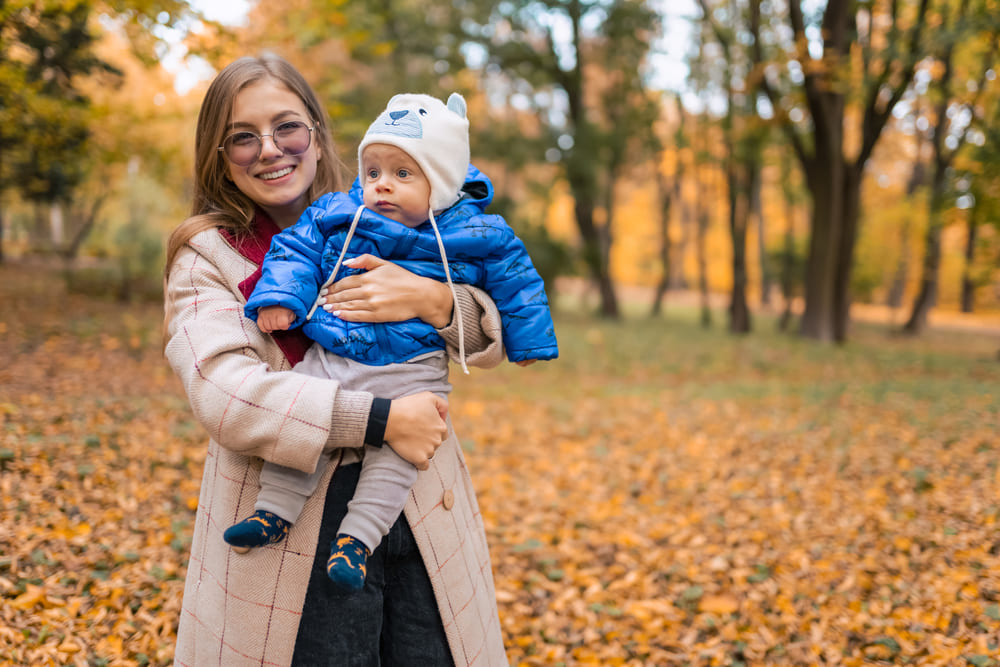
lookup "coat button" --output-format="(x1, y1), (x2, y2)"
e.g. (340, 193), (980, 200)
(442, 489), (455, 510)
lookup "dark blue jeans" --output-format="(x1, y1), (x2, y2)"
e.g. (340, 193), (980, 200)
(291, 462), (455, 666)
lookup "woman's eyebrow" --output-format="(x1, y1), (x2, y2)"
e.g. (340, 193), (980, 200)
(270, 110), (305, 123)
(224, 111), (305, 132)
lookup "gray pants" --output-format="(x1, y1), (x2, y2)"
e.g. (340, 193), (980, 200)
(256, 344), (451, 552)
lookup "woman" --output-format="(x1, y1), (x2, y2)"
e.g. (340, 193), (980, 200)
(163, 53), (507, 666)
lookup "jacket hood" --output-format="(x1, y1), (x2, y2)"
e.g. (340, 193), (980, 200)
(347, 163), (494, 219)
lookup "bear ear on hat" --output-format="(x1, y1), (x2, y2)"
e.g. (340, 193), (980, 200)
(447, 93), (467, 119)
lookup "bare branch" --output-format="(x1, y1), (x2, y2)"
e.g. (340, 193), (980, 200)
(857, 0), (931, 165)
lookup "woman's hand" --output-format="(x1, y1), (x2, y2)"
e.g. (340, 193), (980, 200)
(320, 255), (453, 328)
(383, 392), (449, 471)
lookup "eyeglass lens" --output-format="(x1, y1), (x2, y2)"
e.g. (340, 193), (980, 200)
(223, 121), (312, 166)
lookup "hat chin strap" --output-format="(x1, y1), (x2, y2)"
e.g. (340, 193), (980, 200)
(427, 207), (468, 375)
(306, 204), (469, 375)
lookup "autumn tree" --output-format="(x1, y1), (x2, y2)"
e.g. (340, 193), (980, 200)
(774, 148), (807, 332)
(686, 14), (725, 328)
(1, 2), (104, 254)
(462, 0), (661, 319)
(696, 0), (769, 334)
(886, 108), (930, 311)
(650, 93), (686, 317)
(957, 89), (1000, 313)
(902, 0), (998, 333)
(748, 0), (931, 342)
(0, 0), (197, 261)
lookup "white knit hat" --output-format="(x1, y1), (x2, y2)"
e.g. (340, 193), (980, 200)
(358, 93), (470, 213)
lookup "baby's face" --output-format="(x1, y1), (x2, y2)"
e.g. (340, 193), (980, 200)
(361, 144), (431, 228)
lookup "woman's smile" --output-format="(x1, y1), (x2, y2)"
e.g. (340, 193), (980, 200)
(258, 165), (295, 181)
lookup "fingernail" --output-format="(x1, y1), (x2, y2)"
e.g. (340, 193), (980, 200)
(323, 304), (332, 311)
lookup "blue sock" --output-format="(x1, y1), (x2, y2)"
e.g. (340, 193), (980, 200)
(224, 510), (290, 550)
(327, 534), (370, 591)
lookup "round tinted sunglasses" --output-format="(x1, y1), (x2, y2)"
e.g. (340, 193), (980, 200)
(218, 120), (315, 167)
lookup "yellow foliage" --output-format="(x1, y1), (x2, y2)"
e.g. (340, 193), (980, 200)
(3, 263), (1000, 665)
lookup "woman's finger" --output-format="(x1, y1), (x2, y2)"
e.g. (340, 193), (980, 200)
(324, 274), (365, 297)
(323, 302), (378, 321)
(324, 287), (373, 306)
(343, 254), (388, 271)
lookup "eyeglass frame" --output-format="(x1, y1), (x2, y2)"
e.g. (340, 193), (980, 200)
(217, 121), (316, 167)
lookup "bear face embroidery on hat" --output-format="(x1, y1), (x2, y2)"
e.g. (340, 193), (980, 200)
(359, 93), (470, 214)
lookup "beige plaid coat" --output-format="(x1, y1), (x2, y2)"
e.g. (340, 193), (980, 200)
(164, 222), (508, 666)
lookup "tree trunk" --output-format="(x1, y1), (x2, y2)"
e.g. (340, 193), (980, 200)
(31, 204), (49, 252)
(890, 125), (929, 309)
(696, 163), (712, 328)
(778, 192), (796, 332)
(832, 166), (862, 341)
(777, 151), (797, 332)
(903, 28), (955, 336)
(960, 208), (977, 313)
(727, 159), (753, 334)
(903, 169), (947, 334)
(650, 166), (677, 317)
(567, 164), (619, 318)
(599, 145), (621, 317)
(674, 198), (692, 290)
(61, 195), (106, 260)
(886, 218), (911, 310)
(902, 221), (940, 333)
(799, 157), (844, 342)
(753, 168), (770, 306)
(559, 0), (618, 319)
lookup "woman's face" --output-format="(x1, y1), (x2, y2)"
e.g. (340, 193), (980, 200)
(224, 79), (320, 229)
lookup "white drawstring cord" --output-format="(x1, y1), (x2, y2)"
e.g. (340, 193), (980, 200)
(427, 208), (468, 375)
(306, 204), (364, 321)
(306, 203), (467, 374)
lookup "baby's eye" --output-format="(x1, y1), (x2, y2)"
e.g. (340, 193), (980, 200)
(366, 168), (379, 179)
(397, 168), (411, 178)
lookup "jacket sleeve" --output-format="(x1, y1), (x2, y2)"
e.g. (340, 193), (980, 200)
(477, 217), (559, 363)
(165, 234), (372, 474)
(243, 193), (339, 328)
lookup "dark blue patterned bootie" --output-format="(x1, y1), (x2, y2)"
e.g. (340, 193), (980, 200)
(224, 510), (291, 553)
(327, 534), (370, 591)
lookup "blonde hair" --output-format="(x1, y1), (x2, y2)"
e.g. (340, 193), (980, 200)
(164, 53), (345, 277)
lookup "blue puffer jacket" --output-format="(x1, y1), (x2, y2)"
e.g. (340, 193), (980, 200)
(245, 165), (558, 365)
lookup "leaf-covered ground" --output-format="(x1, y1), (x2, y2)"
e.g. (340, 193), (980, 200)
(2, 262), (999, 666)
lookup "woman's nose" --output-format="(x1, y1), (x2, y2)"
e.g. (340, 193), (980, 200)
(259, 135), (283, 160)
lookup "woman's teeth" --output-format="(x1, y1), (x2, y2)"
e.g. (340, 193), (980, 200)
(260, 166), (294, 180)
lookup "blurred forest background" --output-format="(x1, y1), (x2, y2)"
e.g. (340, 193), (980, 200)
(2, 0), (999, 340)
